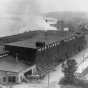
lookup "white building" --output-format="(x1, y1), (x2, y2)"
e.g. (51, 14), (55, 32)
(0, 55), (37, 85)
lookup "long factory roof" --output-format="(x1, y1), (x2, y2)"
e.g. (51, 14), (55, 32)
(5, 31), (80, 49)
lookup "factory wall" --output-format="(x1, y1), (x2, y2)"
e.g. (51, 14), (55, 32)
(36, 35), (87, 76)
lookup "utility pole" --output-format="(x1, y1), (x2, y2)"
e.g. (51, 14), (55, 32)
(48, 70), (50, 88)
(44, 21), (50, 88)
(16, 53), (18, 63)
(45, 32), (50, 88)
(43, 16), (50, 88)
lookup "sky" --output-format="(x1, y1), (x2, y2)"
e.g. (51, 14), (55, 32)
(37, 0), (88, 13)
(0, 0), (88, 36)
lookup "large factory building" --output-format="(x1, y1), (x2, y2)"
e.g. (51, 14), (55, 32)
(0, 31), (85, 85)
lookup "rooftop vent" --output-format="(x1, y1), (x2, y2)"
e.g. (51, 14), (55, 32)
(36, 41), (45, 48)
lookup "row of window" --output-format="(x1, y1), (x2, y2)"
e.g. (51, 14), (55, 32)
(38, 41), (60, 52)
(37, 36), (76, 52)
(2, 75), (17, 84)
(0, 51), (9, 58)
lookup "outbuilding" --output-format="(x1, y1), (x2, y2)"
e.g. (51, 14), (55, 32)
(0, 55), (37, 85)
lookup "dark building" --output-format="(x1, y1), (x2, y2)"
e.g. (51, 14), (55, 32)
(4, 31), (86, 77)
(5, 38), (49, 65)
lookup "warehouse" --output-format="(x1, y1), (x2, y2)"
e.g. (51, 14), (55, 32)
(4, 36), (64, 65)
(2, 31), (85, 84)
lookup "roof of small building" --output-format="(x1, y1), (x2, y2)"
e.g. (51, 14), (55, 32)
(0, 55), (30, 73)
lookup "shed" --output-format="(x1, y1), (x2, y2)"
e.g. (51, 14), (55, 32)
(0, 55), (37, 84)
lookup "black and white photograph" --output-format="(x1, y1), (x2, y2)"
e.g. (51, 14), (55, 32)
(0, 0), (88, 88)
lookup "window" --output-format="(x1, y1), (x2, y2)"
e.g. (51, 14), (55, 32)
(3, 77), (7, 83)
(8, 76), (16, 83)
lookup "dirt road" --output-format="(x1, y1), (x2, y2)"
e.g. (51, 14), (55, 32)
(12, 64), (64, 88)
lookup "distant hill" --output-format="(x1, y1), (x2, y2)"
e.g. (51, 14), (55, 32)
(45, 11), (88, 24)
(45, 11), (86, 19)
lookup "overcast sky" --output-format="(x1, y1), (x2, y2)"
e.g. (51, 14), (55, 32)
(0, 0), (88, 36)
(1, 0), (88, 16)
(37, 0), (88, 13)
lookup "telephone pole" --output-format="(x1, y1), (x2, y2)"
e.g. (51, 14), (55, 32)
(44, 27), (50, 88)
(43, 16), (50, 88)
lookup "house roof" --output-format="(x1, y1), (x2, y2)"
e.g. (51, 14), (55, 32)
(0, 55), (30, 73)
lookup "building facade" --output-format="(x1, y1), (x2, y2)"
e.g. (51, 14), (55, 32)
(0, 55), (37, 85)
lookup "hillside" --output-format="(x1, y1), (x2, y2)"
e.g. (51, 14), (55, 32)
(45, 11), (88, 33)
(45, 11), (88, 26)
(45, 11), (87, 20)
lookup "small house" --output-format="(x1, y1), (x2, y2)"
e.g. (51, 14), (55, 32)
(0, 55), (37, 85)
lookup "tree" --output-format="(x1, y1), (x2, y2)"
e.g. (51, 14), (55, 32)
(62, 59), (77, 83)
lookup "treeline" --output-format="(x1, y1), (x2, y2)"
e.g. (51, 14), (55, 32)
(36, 35), (87, 77)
